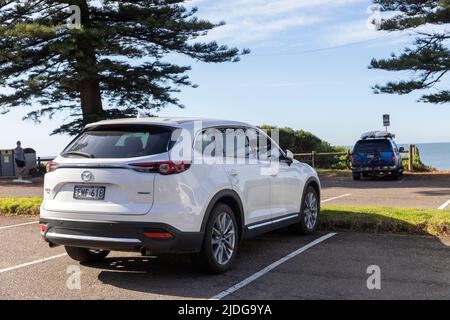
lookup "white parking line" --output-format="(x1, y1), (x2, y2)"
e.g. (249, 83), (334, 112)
(209, 232), (337, 300)
(321, 194), (352, 204)
(0, 221), (38, 230)
(0, 253), (67, 274)
(438, 199), (450, 210)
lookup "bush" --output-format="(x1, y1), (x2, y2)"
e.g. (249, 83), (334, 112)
(0, 197), (42, 216)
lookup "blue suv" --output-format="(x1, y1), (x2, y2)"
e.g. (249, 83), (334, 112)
(352, 131), (404, 180)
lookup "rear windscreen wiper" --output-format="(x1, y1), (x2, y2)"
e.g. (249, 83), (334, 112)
(62, 151), (95, 158)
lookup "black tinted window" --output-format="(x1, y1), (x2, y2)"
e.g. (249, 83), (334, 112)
(63, 125), (174, 158)
(354, 139), (392, 153)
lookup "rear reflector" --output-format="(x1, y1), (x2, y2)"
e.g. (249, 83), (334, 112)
(39, 224), (47, 232)
(143, 232), (173, 239)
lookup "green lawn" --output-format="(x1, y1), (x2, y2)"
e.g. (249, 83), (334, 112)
(322, 206), (450, 237)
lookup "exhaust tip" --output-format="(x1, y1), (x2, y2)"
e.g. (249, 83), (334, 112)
(48, 242), (60, 248)
(140, 247), (152, 256)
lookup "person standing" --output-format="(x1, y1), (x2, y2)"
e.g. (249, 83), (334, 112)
(14, 141), (26, 180)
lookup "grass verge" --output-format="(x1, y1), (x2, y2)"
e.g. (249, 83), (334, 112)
(0, 197), (42, 216)
(321, 206), (450, 237)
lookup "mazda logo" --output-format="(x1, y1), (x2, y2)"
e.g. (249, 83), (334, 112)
(81, 171), (94, 182)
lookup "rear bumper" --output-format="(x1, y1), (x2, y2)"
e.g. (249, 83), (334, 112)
(352, 165), (400, 173)
(39, 218), (204, 253)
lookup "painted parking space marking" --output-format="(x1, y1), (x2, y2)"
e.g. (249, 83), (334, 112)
(0, 253), (67, 274)
(0, 221), (38, 231)
(209, 232), (337, 300)
(321, 194), (352, 204)
(438, 199), (450, 210)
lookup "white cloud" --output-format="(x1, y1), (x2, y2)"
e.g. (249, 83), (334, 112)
(321, 19), (450, 49)
(190, 0), (365, 44)
(207, 15), (322, 43)
(322, 19), (391, 46)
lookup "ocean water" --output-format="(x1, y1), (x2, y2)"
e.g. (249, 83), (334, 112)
(406, 143), (450, 171)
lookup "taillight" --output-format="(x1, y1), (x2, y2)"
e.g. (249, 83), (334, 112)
(128, 161), (190, 175)
(46, 161), (59, 173)
(39, 224), (47, 236)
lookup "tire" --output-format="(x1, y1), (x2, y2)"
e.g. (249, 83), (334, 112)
(292, 186), (320, 235)
(352, 172), (361, 180)
(65, 246), (110, 263)
(191, 203), (239, 274)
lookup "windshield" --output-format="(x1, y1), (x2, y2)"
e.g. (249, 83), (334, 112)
(354, 139), (392, 153)
(62, 125), (174, 159)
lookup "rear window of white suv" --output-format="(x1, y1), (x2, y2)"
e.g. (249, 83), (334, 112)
(62, 125), (174, 159)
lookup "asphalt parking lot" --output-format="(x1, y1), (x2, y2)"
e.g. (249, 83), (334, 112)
(0, 214), (449, 300)
(321, 172), (450, 210)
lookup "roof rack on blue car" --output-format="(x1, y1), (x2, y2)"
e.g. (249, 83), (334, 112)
(360, 131), (395, 139)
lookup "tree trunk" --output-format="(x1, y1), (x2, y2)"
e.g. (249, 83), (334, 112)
(76, 0), (103, 125)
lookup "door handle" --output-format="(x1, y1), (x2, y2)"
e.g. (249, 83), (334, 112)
(229, 169), (238, 176)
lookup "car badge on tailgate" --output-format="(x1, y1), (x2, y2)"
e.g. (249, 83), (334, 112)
(81, 171), (94, 182)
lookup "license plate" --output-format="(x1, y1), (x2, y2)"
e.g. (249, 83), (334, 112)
(367, 153), (374, 159)
(73, 185), (106, 200)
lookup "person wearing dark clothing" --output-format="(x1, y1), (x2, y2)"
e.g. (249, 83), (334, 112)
(14, 141), (26, 180)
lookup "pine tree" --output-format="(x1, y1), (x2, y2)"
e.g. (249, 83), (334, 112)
(369, 0), (450, 104)
(0, 1), (249, 135)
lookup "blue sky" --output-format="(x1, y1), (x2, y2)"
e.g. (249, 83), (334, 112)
(1, 0), (450, 156)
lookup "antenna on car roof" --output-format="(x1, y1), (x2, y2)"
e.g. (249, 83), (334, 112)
(137, 110), (148, 119)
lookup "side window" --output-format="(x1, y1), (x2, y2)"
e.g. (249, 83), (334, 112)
(224, 127), (258, 160)
(258, 130), (285, 162)
(257, 131), (271, 161)
(246, 128), (259, 160)
(194, 128), (224, 158)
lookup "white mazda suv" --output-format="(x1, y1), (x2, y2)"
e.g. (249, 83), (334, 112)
(40, 117), (321, 273)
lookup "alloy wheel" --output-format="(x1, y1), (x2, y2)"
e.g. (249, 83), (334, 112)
(211, 212), (236, 265)
(304, 192), (318, 230)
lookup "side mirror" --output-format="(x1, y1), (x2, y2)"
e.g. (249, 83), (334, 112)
(399, 147), (405, 153)
(286, 149), (294, 161)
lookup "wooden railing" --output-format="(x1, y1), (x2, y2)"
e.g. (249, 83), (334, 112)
(294, 145), (416, 171)
(293, 151), (352, 169)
